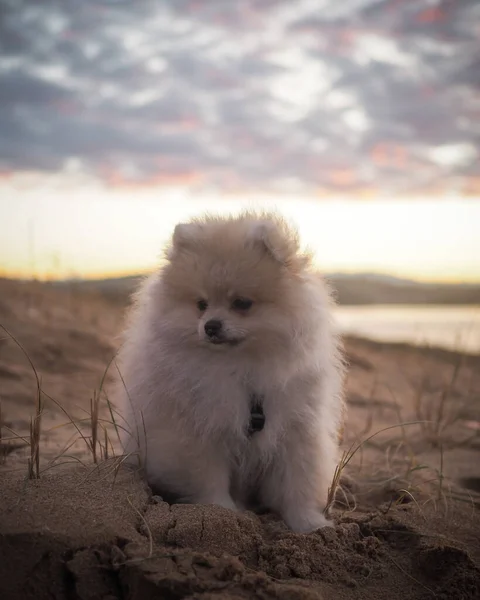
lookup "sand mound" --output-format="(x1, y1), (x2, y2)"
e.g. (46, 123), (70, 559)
(1, 466), (479, 600)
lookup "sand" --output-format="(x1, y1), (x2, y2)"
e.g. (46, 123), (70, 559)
(1, 278), (479, 599)
(1, 466), (479, 600)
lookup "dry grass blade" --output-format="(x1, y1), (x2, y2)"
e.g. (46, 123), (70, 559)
(47, 415), (132, 439)
(93, 350), (124, 454)
(0, 395), (6, 463)
(356, 374), (378, 443)
(98, 349), (120, 398)
(45, 432), (86, 468)
(388, 555), (436, 597)
(79, 451), (136, 486)
(3, 425), (30, 446)
(413, 374), (429, 436)
(41, 453), (90, 475)
(127, 495), (153, 558)
(28, 412), (42, 479)
(394, 488), (424, 515)
(90, 390), (100, 464)
(434, 350), (465, 440)
(40, 458), (89, 474)
(335, 484), (357, 513)
(114, 359), (139, 447)
(437, 444), (444, 502)
(103, 426), (109, 460)
(140, 410), (147, 470)
(105, 396), (124, 449)
(31, 373), (43, 478)
(387, 385), (417, 472)
(41, 390), (92, 456)
(0, 324), (42, 392)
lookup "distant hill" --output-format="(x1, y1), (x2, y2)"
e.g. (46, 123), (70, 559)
(51, 275), (143, 305)
(51, 273), (480, 306)
(325, 273), (480, 305)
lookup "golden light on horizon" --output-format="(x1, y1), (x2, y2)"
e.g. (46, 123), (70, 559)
(1, 181), (479, 284)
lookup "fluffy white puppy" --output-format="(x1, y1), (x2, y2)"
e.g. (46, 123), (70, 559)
(116, 211), (345, 533)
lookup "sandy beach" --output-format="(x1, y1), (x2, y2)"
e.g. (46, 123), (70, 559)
(1, 278), (479, 599)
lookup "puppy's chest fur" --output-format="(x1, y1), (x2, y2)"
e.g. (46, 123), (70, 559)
(158, 348), (318, 457)
(187, 365), (300, 450)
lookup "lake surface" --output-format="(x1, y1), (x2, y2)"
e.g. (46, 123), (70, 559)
(334, 305), (480, 354)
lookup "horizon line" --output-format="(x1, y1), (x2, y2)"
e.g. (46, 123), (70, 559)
(2, 269), (480, 287)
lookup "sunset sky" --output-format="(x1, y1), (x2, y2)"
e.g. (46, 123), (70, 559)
(1, 1), (479, 282)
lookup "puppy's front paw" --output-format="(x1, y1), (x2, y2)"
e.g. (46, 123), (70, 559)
(198, 494), (239, 512)
(284, 509), (334, 533)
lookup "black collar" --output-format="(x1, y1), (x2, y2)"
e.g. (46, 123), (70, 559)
(248, 393), (265, 436)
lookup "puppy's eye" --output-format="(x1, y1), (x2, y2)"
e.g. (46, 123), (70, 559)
(232, 298), (253, 311)
(197, 299), (208, 311)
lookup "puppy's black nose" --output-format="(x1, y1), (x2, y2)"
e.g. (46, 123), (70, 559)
(204, 319), (223, 337)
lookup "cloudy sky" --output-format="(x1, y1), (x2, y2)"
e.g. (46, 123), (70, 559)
(1, 0), (479, 194)
(1, 0), (479, 280)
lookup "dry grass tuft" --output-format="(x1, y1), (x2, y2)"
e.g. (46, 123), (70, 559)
(413, 346), (473, 448)
(0, 321), (134, 477)
(325, 420), (430, 516)
(0, 323), (44, 478)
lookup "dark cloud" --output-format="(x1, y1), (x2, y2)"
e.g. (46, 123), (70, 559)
(0, 71), (72, 106)
(0, 0), (478, 194)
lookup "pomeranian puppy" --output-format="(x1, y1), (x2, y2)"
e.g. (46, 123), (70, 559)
(116, 211), (345, 533)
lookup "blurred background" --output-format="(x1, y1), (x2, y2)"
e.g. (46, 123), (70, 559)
(1, 0), (479, 351)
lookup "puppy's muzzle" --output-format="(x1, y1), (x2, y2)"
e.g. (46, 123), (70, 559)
(204, 319), (242, 346)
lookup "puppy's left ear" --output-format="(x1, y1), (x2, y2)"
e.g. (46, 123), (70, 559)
(167, 222), (203, 260)
(249, 219), (303, 268)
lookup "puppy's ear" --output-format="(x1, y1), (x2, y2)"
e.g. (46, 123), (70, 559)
(167, 222), (202, 260)
(249, 220), (300, 266)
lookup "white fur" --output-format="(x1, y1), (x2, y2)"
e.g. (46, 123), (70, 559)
(115, 211), (345, 533)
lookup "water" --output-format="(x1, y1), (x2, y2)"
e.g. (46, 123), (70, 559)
(334, 305), (480, 354)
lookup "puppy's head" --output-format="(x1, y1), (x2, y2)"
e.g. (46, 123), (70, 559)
(159, 212), (311, 353)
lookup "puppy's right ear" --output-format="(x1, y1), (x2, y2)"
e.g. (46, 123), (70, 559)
(249, 220), (299, 266)
(167, 222), (202, 260)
